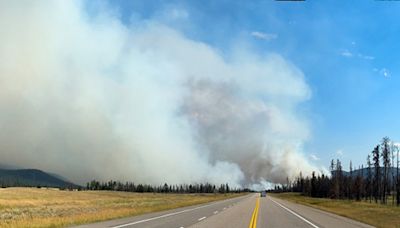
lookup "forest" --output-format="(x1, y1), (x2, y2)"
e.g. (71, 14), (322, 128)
(86, 180), (250, 194)
(274, 137), (400, 206)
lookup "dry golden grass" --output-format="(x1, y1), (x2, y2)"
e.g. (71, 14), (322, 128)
(271, 193), (400, 228)
(0, 187), (244, 228)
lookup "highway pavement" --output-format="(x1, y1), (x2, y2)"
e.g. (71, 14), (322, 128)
(73, 193), (375, 228)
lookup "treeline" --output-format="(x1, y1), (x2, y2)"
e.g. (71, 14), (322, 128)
(0, 180), (79, 190)
(86, 180), (251, 194)
(274, 137), (400, 206)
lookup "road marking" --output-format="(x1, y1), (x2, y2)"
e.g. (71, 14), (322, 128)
(269, 197), (319, 228)
(223, 207), (226, 210)
(248, 197), (260, 228)
(110, 195), (249, 228)
(213, 210), (218, 214)
(198, 216), (207, 221)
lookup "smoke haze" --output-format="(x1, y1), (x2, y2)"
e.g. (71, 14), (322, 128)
(0, 1), (319, 187)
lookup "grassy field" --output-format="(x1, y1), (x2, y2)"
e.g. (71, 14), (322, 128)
(270, 192), (400, 228)
(0, 187), (245, 228)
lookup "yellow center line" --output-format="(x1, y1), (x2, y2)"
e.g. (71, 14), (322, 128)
(248, 197), (260, 228)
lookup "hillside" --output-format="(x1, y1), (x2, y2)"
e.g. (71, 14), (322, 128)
(334, 167), (399, 177)
(0, 168), (79, 188)
(332, 167), (400, 185)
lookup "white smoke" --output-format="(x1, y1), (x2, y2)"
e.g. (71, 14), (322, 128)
(0, 1), (318, 187)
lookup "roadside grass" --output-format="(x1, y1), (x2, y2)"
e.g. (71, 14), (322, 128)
(270, 192), (400, 228)
(0, 187), (245, 228)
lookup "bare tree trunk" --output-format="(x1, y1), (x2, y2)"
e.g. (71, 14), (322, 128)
(392, 146), (396, 205)
(397, 147), (400, 206)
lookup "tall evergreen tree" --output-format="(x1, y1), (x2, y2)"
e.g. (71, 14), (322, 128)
(366, 155), (373, 202)
(330, 159), (339, 198)
(354, 165), (362, 201)
(311, 171), (317, 197)
(391, 142), (396, 205)
(396, 145), (400, 206)
(349, 161), (353, 200)
(381, 137), (391, 204)
(372, 145), (380, 203)
(336, 159), (344, 198)
(360, 165), (364, 199)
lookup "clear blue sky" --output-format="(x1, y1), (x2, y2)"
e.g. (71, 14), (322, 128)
(103, 0), (400, 171)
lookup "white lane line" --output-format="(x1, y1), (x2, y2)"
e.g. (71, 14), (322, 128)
(198, 216), (207, 221)
(269, 197), (319, 228)
(223, 207), (226, 210)
(213, 210), (218, 214)
(110, 205), (208, 228)
(110, 195), (249, 228)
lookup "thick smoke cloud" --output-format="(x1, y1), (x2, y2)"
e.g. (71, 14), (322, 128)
(0, 1), (318, 187)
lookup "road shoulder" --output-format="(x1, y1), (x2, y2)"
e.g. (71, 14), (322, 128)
(268, 196), (375, 228)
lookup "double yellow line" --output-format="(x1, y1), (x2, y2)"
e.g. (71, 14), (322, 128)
(248, 197), (260, 228)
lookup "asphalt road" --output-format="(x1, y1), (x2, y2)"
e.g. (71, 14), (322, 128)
(73, 193), (375, 228)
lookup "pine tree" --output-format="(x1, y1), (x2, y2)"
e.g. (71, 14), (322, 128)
(349, 161), (353, 200)
(372, 145), (380, 203)
(354, 167), (362, 201)
(330, 159), (339, 198)
(336, 159), (343, 198)
(360, 165), (364, 200)
(381, 137), (391, 204)
(392, 143), (396, 205)
(367, 155), (373, 202)
(311, 171), (317, 197)
(396, 145), (400, 206)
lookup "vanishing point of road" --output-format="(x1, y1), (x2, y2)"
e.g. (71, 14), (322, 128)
(74, 193), (375, 228)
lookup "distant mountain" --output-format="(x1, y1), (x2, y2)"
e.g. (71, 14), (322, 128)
(332, 167), (400, 183)
(0, 168), (79, 188)
(0, 163), (21, 170)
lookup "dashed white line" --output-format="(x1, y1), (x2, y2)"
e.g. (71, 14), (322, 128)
(109, 194), (255, 228)
(223, 207), (226, 210)
(213, 210), (218, 214)
(198, 216), (207, 221)
(109, 196), (248, 228)
(269, 197), (319, 228)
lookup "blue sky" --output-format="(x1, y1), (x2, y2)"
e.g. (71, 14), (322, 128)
(104, 0), (400, 171)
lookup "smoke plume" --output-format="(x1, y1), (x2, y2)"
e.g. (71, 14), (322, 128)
(0, 1), (318, 187)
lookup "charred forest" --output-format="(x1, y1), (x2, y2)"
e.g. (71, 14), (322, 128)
(272, 137), (400, 206)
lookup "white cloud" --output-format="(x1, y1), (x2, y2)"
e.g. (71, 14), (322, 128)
(155, 6), (189, 21)
(364, 56), (374, 60)
(380, 68), (390, 78)
(340, 49), (374, 60)
(357, 53), (375, 60)
(251, 31), (278, 41)
(336, 150), (344, 156)
(167, 8), (189, 20)
(310, 154), (320, 161)
(340, 49), (353, 57)
(373, 68), (390, 78)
